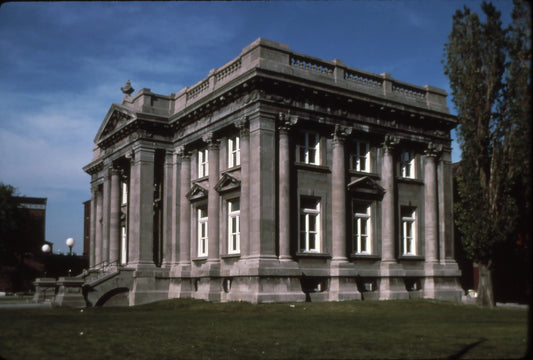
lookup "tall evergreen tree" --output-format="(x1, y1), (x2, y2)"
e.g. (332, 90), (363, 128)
(444, 0), (531, 307)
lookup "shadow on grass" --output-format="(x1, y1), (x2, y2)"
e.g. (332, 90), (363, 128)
(446, 338), (487, 360)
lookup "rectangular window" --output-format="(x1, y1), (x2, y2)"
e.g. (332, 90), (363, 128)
(198, 148), (209, 178)
(401, 207), (417, 256)
(120, 225), (128, 264)
(121, 181), (128, 205)
(353, 201), (372, 254)
(227, 199), (240, 254)
(296, 131), (320, 165)
(197, 207), (208, 257)
(401, 151), (416, 178)
(352, 141), (370, 172)
(300, 197), (321, 252)
(228, 136), (241, 168)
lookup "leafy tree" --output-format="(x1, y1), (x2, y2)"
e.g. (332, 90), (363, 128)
(444, 0), (531, 307)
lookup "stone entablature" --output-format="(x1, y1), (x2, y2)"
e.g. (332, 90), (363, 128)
(82, 38), (462, 306)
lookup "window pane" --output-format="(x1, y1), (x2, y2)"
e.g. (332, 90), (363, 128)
(308, 215), (316, 231)
(309, 233), (316, 250)
(230, 199), (240, 211)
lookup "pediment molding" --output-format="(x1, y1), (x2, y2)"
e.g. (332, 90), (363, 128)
(94, 104), (137, 145)
(214, 172), (241, 194)
(347, 176), (385, 198)
(186, 183), (208, 202)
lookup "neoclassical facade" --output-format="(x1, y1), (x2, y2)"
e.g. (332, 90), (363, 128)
(82, 39), (462, 306)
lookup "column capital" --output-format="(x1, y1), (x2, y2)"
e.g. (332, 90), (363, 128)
(277, 111), (298, 132)
(382, 134), (400, 153)
(234, 116), (250, 137)
(175, 145), (191, 161)
(332, 124), (352, 145)
(424, 142), (443, 158)
(202, 132), (220, 150)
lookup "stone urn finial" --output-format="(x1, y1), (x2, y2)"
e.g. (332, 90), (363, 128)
(121, 80), (134, 96)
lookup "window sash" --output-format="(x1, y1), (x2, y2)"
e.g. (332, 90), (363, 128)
(198, 208), (208, 257)
(354, 203), (372, 254)
(297, 132), (320, 165)
(300, 200), (320, 252)
(353, 141), (370, 172)
(228, 199), (240, 254)
(401, 151), (415, 178)
(228, 136), (240, 168)
(121, 182), (128, 205)
(198, 149), (209, 178)
(401, 209), (416, 255)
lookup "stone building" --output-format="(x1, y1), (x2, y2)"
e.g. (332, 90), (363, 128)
(82, 39), (462, 306)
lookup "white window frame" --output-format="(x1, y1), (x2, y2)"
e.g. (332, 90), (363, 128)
(198, 148), (209, 178)
(353, 140), (370, 172)
(297, 131), (320, 165)
(120, 225), (128, 265)
(300, 198), (321, 253)
(401, 151), (416, 179)
(401, 207), (417, 256)
(227, 199), (240, 254)
(354, 201), (372, 254)
(197, 207), (208, 257)
(228, 136), (241, 168)
(121, 181), (128, 205)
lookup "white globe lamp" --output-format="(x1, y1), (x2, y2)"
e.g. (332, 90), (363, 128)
(41, 244), (51, 253)
(66, 237), (75, 256)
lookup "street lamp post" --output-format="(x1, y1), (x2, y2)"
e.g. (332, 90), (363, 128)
(66, 237), (75, 256)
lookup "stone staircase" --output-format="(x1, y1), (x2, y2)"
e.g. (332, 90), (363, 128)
(83, 267), (135, 306)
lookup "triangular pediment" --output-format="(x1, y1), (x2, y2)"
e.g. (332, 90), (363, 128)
(347, 176), (385, 198)
(215, 172), (241, 194)
(94, 104), (136, 144)
(186, 183), (208, 202)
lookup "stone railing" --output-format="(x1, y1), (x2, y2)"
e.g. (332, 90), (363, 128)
(168, 38), (448, 115)
(290, 55), (334, 76)
(344, 69), (383, 88)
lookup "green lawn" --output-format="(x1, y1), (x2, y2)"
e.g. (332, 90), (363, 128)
(0, 299), (528, 360)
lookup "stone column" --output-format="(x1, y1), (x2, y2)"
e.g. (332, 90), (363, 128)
(235, 118), (250, 258)
(162, 150), (174, 268)
(277, 113), (298, 260)
(102, 168), (111, 265)
(108, 167), (121, 265)
(331, 125), (352, 262)
(204, 133), (220, 263)
(424, 143), (441, 263)
(381, 135), (399, 262)
(94, 185), (103, 267)
(89, 184), (97, 268)
(379, 135), (408, 300)
(128, 145), (155, 268)
(178, 147), (191, 265)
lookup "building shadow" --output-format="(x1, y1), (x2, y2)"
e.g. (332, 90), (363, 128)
(446, 338), (487, 360)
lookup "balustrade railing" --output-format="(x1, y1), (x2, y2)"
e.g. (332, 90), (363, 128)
(290, 55), (334, 75)
(392, 82), (426, 98)
(174, 40), (443, 112)
(216, 58), (242, 82)
(344, 69), (383, 88)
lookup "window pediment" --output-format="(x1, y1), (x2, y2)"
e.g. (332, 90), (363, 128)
(215, 172), (241, 194)
(347, 176), (385, 198)
(186, 183), (208, 202)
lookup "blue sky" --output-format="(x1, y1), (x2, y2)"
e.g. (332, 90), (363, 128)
(0, 0), (515, 254)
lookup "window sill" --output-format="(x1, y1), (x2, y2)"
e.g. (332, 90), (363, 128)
(295, 252), (331, 259)
(349, 254), (381, 260)
(295, 163), (330, 173)
(192, 257), (208, 262)
(193, 176), (209, 183)
(396, 177), (424, 185)
(221, 253), (241, 259)
(398, 255), (425, 261)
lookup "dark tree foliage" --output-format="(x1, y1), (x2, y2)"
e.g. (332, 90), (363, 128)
(444, 0), (531, 307)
